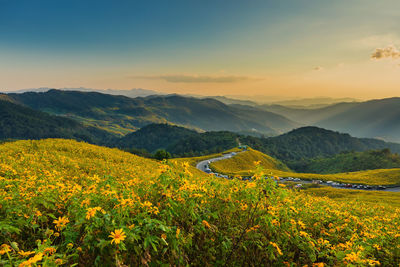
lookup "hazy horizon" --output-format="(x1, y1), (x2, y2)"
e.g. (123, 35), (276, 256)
(1, 0), (400, 99)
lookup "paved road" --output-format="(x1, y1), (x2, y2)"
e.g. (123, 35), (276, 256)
(196, 152), (239, 174)
(196, 151), (400, 193)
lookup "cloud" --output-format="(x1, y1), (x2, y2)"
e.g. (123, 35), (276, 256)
(132, 74), (260, 83)
(371, 45), (400, 60)
(313, 66), (324, 71)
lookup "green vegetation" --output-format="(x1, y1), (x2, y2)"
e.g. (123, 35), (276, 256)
(1, 139), (399, 265)
(210, 148), (400, 186)
(210, 148), (290, 174)
(240, 126), (400, 170)
(0, 99), (113, 145)
(303, 187), (400, 208)
(299, 149), (400, 174)
(117, 123), (197, 153)
(8, 89), (296, 136)
(153, 149), (171, 160)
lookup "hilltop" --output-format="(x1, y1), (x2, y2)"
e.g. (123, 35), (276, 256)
(209, 147), (291, 175)
(0, 139), (399, 266)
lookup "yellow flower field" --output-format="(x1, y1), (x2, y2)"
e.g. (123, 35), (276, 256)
(0, 139), (399, 266)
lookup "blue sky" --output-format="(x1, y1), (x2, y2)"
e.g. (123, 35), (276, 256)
(1, 0), (400, 98)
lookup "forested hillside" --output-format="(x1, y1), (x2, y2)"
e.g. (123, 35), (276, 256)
(0, 99), (113, 144)
(298, 149), (400, 174)
(8, 89), (298, 135)
(240, 127), (400, 170)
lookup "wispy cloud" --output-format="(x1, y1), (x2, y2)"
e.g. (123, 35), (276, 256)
(131, 74), (261, 83)
(371, 45), (400, 60)
(313, 66), (324, 71)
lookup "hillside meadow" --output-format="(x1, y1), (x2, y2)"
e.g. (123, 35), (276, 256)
(210, 149), (400, 186)
(0, 139), (399, 266)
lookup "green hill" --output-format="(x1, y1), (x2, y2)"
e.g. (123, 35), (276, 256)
(299, 149), (400, 174)
(0, 99), (113, 144)
(209, 148), (290, 175)
(240, 126), (400, 170)
(117, 123), (198, 153)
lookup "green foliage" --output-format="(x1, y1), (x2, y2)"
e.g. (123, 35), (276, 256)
(153, 149), (171, 160)
(0, 139), (399, 266)
(298, 149), (400, 174)
(0, 99), (113, 145)
(117, 123), (198, 153)
(169, 131), (240, 157)
(240, 127), (400, 170)
(8, 89), (295, 136)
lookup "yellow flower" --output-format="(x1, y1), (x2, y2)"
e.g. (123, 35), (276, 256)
(67, 243), (74, 249)
(55, 259), (64, 265)
(0, 244), (11, 255)
(161, 233), (167, 240)
(19, 252), (44, 267)
(85, 206), (105, 220)
(344, 252), (360, 263)
(176, 228), (181, 238)
(202, 220), (211, 229)
(18, 250), (35, 258)
(44, 247), (56, 255)
(53, 216), (69, 231)
(299, 231), (309, 238)
(269, 242), (283, 256)
(373, 244), (381, 250)
(109, 229), (126, 245)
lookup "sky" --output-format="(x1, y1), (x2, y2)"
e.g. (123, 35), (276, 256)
(1, 0), (400, 99)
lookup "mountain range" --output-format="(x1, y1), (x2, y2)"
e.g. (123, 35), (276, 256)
(5, 89), (298, 136)
(261, 98), (400, 143)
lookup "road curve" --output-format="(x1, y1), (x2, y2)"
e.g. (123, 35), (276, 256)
(196, 151), (400, 193)
(196, 152), (239, 173)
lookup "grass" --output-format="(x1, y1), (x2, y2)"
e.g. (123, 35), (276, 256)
(210, 149), (400, 186)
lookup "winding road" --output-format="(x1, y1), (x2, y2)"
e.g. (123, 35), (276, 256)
(196, 151), (400, 193)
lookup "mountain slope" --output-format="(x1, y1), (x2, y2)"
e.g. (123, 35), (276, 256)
(240, 126), (400, 169)
(261, 98), (400, 143)
(260, 102), (358, 125)
(0, 98), (113, 144)
(301, 149), (400, 174)
(117, 123), (198, 152)
(8, 89), (299, 135)
(315, 97), (400, 143)
(209, 148), (291, 175)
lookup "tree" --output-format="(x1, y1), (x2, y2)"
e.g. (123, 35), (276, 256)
(153, 149), (171, 160)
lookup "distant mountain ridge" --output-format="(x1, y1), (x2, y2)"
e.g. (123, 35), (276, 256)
(1, 87), (163, 98)
(7, 89), (299, 136)
(261, 98), (400, 143)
